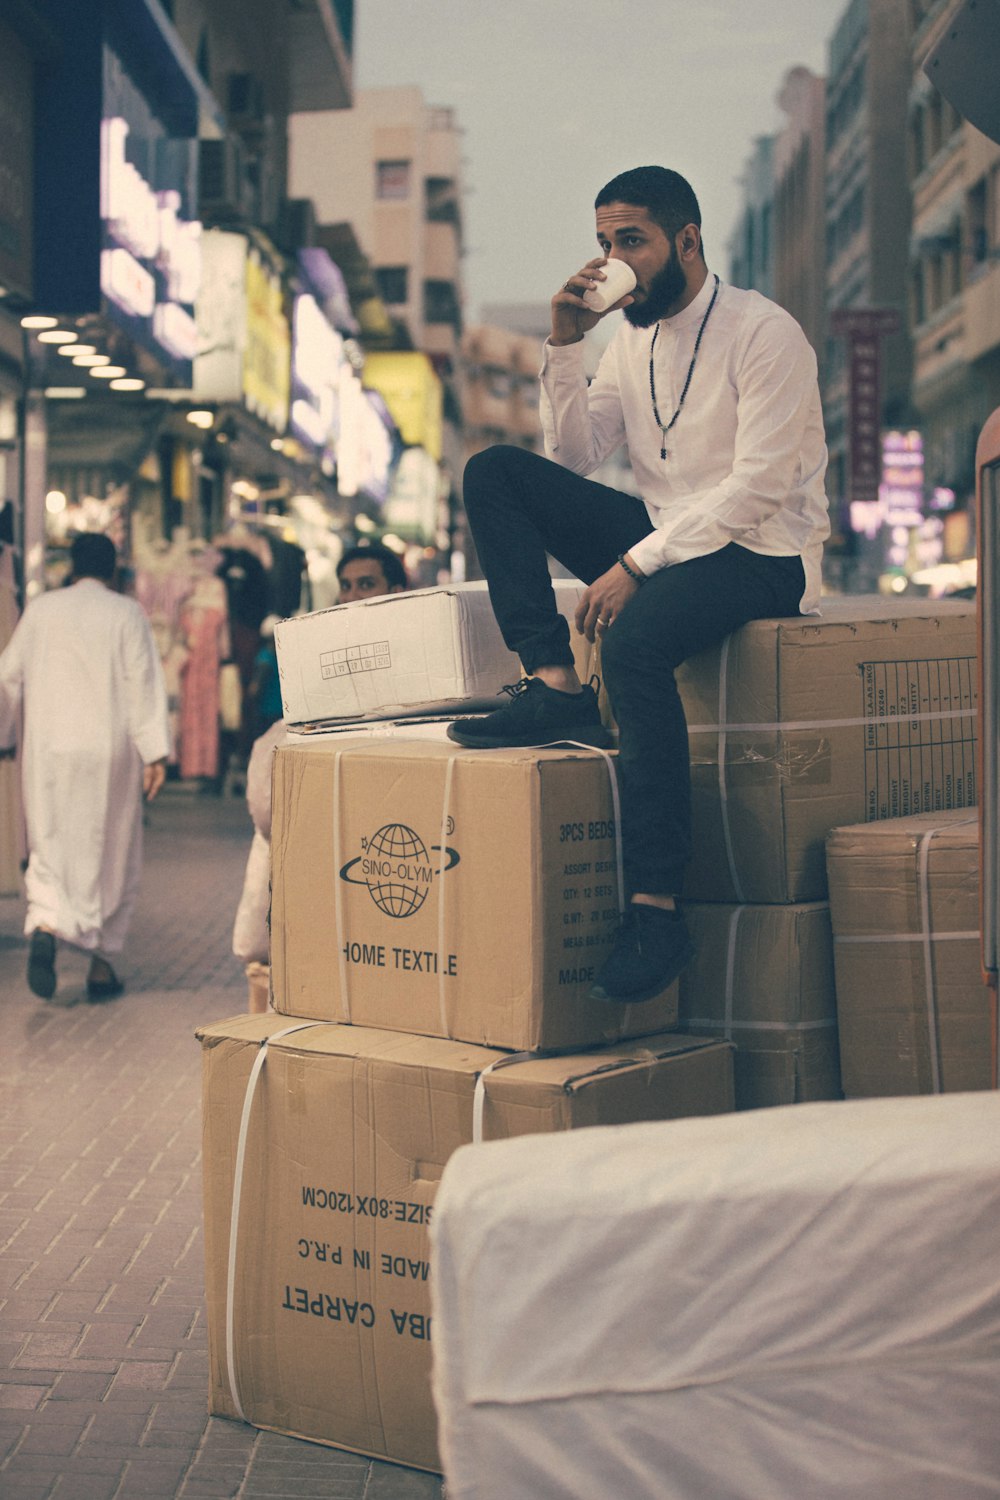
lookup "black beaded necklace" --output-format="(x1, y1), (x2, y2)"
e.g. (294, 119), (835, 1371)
(649, 273), (721, 459)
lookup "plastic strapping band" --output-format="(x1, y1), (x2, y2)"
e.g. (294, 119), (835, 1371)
(919, 826), (945, 1094)
(437, 754), (457, 1037)
(332, 749), (351, 1022)
(226, 1022), (323, 1422)
(835, 931), (978, 945)
(537, 739), (630, 1027)
(473, 1052), (534, 1144)
(537, 740), (625, 916)
(686, 707), (977, 735)
(716, 638), (745, 903)
(723, 907), (742, 1040)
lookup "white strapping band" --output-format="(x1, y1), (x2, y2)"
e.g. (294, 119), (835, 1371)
(332, 749), (351, 1021)
(686, 707), (977, 736)
(473, 1052), (534, 1144)
(226, 1022), (325, 1422)
(716, 638), (745, 903)
(436, 754), (457, 1037)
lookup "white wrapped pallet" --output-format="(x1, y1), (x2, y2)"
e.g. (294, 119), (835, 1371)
(431, 1094), (1000, 1500)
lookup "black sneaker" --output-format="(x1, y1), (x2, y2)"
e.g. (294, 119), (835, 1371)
(447, 678), (612, 750)
(589, 905), (694, 1004)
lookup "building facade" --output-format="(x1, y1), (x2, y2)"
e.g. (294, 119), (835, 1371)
(823, 0), (914, 584)
(907, 0), (1000, 565)
(727, 136), (775, 297)
(773, 66), (827, 368)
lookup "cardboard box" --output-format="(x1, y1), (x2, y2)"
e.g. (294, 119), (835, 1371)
(198, 1014), (734, 1471)
(826, 809), (989, 1096)
(679, 595), (976, 902)
(275, 578), (585, 726)
(270, 738), (681, 1049)
(430, 1093), (1000, 1499)
(676, 902), (841, 1109)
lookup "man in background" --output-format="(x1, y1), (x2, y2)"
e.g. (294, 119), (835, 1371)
(336, 542), (408, 603)
(233, 541), (408, 1006)
(0, 532), (169, 1003)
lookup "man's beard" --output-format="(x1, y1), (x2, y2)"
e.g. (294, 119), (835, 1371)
(623, 251), (688, 328)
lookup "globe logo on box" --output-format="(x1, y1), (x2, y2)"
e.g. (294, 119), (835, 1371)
(339, 823), (460, 917)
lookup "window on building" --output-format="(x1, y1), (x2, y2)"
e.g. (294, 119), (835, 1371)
(910, 105), (926, 176)
(911, 261), (926, 327)
(424, 279), (461, 330)
(928, 93), (943, 159)
(376, 160), (411, 199)
(426, 177), (459, 224)
(374, 266), (409, 304)
(969, 177), (989, 268)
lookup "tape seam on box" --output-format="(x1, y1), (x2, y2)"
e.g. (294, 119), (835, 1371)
(332, 749), (351, 1022)
(716, 637), (746, 903)
(437, 754), (457, 1037)
(681, 1017), (837, 1032)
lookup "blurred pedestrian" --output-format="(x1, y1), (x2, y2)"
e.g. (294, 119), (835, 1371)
(232, 541), (408, 1006)
(0, 532), (169, 1003)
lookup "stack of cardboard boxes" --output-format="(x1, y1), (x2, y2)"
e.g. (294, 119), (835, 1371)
(667, 594), (987, 1105)
(198, 581), (990, 1472)
(197, 581), (735, 1473)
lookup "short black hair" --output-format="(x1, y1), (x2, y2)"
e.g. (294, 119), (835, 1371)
(70, 532), (117, 582)
(595, 166), (704, 253)
(336, 542), (408, 591)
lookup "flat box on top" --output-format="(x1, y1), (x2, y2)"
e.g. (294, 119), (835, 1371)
(676, 901), (840, 1109)
(678, 595), (976, 902)
(270, 738), (680, 1049)
(825, 807), (989, 1096)
(197, 1014), (734, 1472)
(274, 578), (584, 726)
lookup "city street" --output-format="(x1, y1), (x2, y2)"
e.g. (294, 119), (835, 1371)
(0, 785), (443, 1500)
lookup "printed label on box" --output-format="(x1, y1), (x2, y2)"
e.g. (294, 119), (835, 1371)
(862, 656), (976, 820)
(320, 641), (392, 679)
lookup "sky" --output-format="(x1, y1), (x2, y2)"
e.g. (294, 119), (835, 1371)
(353, 0), (851, 322)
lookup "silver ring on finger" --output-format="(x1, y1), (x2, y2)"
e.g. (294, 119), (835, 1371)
(597, 616), (610, 629)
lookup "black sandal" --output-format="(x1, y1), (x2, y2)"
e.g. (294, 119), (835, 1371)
(86, 966), (124, 1003)
(27, 930), (57, 1000)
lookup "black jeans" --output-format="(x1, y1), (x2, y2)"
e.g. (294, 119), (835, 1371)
(463, 445), (806, 895)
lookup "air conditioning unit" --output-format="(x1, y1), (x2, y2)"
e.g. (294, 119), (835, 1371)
(199, 137), (251, 221)
(227, 72), (266, 124)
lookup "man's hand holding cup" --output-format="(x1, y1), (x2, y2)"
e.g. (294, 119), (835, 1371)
(552, 257), (637, 345)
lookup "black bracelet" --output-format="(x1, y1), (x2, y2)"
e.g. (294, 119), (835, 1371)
(617, 552), (645, 585)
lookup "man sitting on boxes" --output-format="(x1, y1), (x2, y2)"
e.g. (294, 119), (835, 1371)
(449, 165), (829, 1006)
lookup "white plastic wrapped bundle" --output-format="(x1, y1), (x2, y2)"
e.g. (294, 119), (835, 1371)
(431, 1094), (1000, 1499)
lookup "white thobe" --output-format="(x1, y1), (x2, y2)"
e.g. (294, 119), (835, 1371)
(0, 579), (170, 953)
(539, 276), (830, 613)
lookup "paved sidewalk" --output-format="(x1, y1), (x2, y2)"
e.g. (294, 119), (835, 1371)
(0, 786), (443, 1499)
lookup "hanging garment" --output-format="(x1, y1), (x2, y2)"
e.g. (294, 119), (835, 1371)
(178, 578), (228, 780)
(0, 578), (169, 953)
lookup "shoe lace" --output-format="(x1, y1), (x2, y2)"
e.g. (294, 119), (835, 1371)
(500, 678), (533, 701)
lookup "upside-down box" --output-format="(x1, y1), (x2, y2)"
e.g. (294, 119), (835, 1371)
(270, 738), (680, 1049)
(274, 578), (586, 726)
(679, 596), (976, 903)
(676, 901), (840, 1109)
(825, 808), (991, 1096)
(198, 1014), (734, 1472)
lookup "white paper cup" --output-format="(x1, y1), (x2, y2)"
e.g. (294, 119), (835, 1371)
(582, 259), (637, 312)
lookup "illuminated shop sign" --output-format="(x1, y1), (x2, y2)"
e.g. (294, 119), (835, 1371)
(243, 247), (291, 432)
(337, 366), (394, 502)
(290, 292), (345, 456)
(99, 116), (201, 377)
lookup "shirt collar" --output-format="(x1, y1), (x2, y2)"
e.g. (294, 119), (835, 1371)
(660, 271), (720, 333)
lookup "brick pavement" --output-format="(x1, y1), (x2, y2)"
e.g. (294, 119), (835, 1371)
(0, 786), (443, 1500)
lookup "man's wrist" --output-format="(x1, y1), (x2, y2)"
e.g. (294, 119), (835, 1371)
(548, 333), (584, 347)
(618, 552), (646, 585)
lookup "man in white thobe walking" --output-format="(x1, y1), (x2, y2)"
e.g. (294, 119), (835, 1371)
(0, 532), (169, 1003)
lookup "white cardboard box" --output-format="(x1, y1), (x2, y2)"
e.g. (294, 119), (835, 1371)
(275, 579), (585, 726)
(431, 1094), (1000, 1499)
